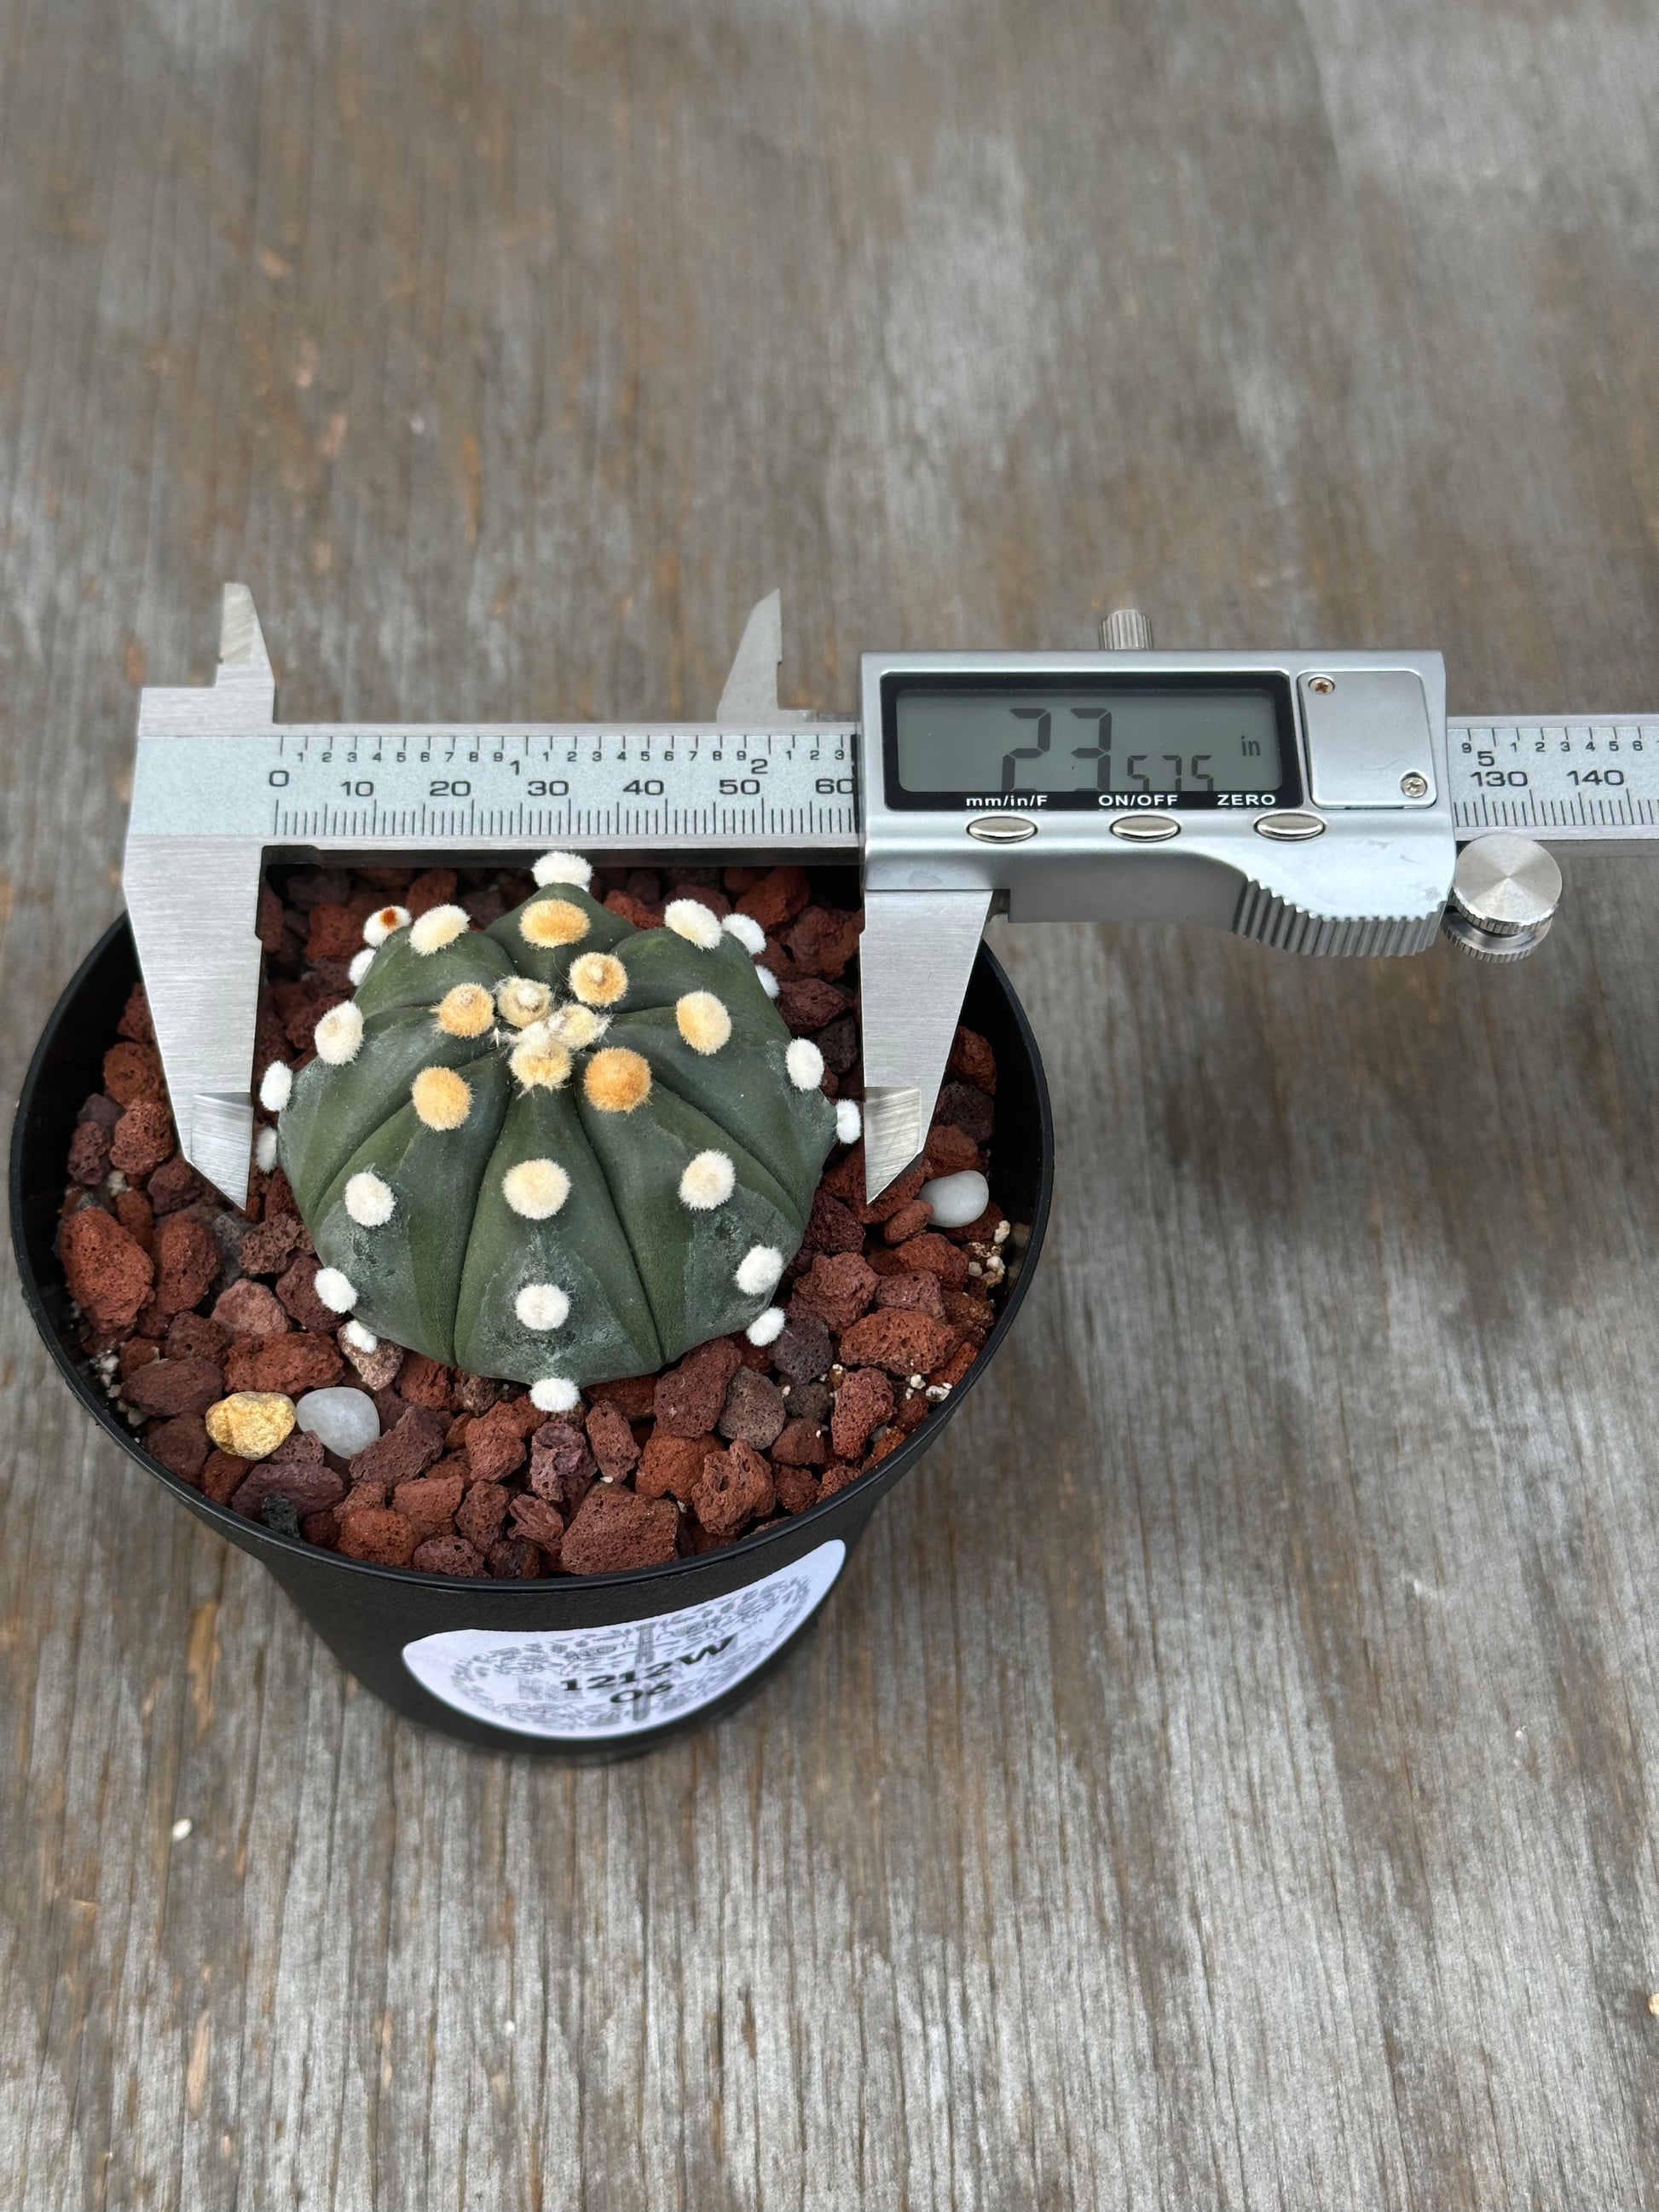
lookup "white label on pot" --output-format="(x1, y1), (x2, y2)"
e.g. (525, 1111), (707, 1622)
(401, 1539), (846, 1740)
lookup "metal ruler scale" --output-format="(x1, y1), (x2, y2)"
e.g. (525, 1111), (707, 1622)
(124, 585), (1659, 1212)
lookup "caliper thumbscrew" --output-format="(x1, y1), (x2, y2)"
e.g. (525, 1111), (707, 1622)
(1442, 833), (1562, 963)
(1101, 608), (1153, 650)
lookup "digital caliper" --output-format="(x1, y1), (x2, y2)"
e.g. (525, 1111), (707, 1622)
(124, 586), (1657, 1208)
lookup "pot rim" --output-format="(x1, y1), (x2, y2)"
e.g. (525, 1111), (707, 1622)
(11, 913), (1054, 1598)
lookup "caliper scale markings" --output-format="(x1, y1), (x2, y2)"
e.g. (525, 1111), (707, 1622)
(1447, 719), (1659, 845)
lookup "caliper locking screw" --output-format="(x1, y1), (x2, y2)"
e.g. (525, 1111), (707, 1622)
(1442, 833), (1562, 963)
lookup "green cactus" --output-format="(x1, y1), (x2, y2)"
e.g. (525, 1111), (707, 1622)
(270, 855), (841, 1409)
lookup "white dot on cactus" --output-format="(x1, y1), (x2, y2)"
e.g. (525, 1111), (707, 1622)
(835, 1099), (862, 1145)
(675, 990), (731, 1054)
(679, 1149), (736, 1210)
(520, 897), (590, 949)
(515, 1282), (571, 1331)
(258, 1061), (293, 1112)
(756, 964), (780, 999)
(502, 1157), (570, 1219)
(254, 1127), (279, 1173)
(363, 904), (411, 947)
(313, 1267), (358, 1313)
(918, 1169), (990, 1228)
(348, 948), (375, 985)
(583, 1045), (651, 1112)
(496, 974), (552, 1028)
(721, 912), (766, 955)
(532, 851), (594, 889)
(509, 1031), (572, 1092)
(734, 1245), (784, 1297)
(295, 1386), (381, 1458)
(409, 903), (471, 954)
(436, 982), (495, 1037)
(785, 1037), (824, 1091)
(314, 1002), (366, 1066)
(550, 1002), (607, 1048)
(530, 1376), (581, 1414)
(664, 898), (722, 949)
(344, 1170), (396, 1227)
(341, 1318), (379, 1354)
(745, 1305), (787, 1347)
(568, 950), (628, 1007)
(411, 1064), (472, 1129)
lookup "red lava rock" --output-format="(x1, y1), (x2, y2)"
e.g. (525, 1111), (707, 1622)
(275, 1256), (338, 1334)
(802, 1189), (864, 1257)
(165, 1308), (229, 1360)
(124, 1354), (224, 1418)
(396, 1351), (452, 1408)
(527, 1418), (597, 1507)
(837, 1310), (958, 1378)
(412, 1534), (485, 1577)
(301, 1508), (341, 1548)
(882, 1198), (934, 1245)
(636, 1427), (717, 1502)
(146, 1413), (211, 1482)
(153, 1213), (218, 1314)
(815, 1014), (858, 1077)
(821, 1460), (864, 1494)
(782, 904), (861, 980)
(348, 1405), (447, 1490)
(944, 1285), (997, 1332)
(890, 1232), (969, 1290)
(823, 1146), (930, 1225)
(102, 1040), (167, 1105)
(946, 1025), (997, 1093)
(118, 1337), (161, 1382)
(586, 1372), (658, 1421)
(830, 1368), (894, 1460)
(147, 1154), (208, 1215)
(562, 1486), (679, 1574)
(934, 1080), (994, 1146)
(487, 1536), (543, 1579)
(117, 983), (155, 1045)
(770, 1316), (833, 1384)
(392, 1471), (465, 1538)
(718, 1366), (787, 1449)
(929, 1341), (979, 1389)
(236, 1212), (303, 1277)
(304, 901), (366, 962)
(925, 1122), (981, 1175)
(340, 1330), (404, 1390)
(777, 977), (849, 1034)
(60, 1207), (154, 1333)
(508, 1492), (566, 1554)
(256, 879), (286, 954)
(113, 1187), (155, 1250)
(736, 864), (811, 932)
(337, 1509), (418, 1567)
(201, 1451), (249, 1505)
(693, 1440), (775, 1539)
(67, 1121), (112, 1185)
(464, 1399), (530, 1483)
(110, 1100), (176, 1179)
(339, 1476), (389, 1516)
(452, 1371), (500, 1415)
(455, 1481), (510, 1551)
(875, 1270), (946, 1320)
(406, 867), (459, 917)
(604, 889), (659, 930)
(654, 1335), (743, 1438)
(772, 1416), (829, 1467)
(260, 1166), (303, 1220)
(789, 1251), (878, 1332)
(586, 1397), (642, 1480)
(212, 1278), (290, 1337)
(223, 1332), (344, 1395)
(773, 1464), (822, 1515)
(231, 1439), (345, 1521)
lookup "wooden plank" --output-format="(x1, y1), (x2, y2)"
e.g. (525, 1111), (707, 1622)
(3, 0), (1659, 2204)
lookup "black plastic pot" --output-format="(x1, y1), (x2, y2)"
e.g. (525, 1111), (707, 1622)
(11, 916), (1052, 1758)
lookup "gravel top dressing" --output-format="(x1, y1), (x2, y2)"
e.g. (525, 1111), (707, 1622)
(55, 860), (1014, 1580)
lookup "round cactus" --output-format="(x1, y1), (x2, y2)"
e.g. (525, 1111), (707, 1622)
(271, 854), (838, 1406)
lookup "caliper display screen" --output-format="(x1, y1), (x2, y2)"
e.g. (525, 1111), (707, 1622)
(884, 672), (1298, 811)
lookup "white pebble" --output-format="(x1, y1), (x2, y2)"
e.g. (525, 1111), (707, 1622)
(917, 1169), (989, 1229)
(294, 1387), (381, 1458)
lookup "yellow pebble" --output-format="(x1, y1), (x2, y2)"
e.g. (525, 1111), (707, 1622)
(205, 1391), (297, 1461)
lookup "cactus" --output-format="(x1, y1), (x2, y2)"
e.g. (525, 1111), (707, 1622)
(271, 855), (839, 1409)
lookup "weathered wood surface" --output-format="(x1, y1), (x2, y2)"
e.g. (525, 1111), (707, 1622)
(3, 0), (1659, 2203)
